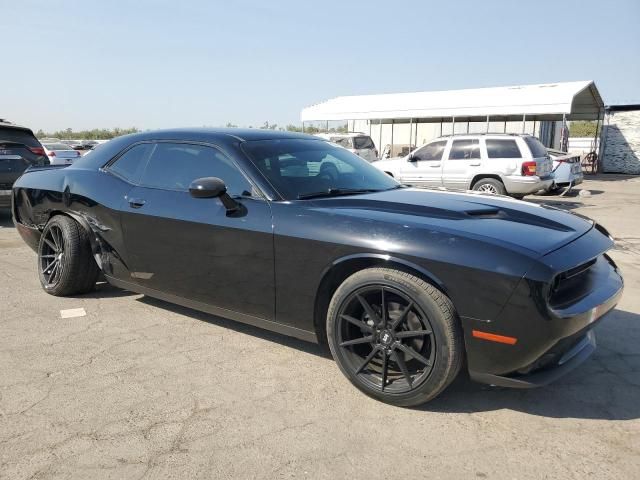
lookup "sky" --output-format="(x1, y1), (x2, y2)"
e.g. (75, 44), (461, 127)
(3, 0), (639, 132)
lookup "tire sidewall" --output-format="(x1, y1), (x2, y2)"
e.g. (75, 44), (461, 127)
(327, 268), (460, 406)
(472, 178), (506, 195)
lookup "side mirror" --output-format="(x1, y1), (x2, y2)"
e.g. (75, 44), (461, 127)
(407, 154), (417, 162)
(189, 177), (239, 212)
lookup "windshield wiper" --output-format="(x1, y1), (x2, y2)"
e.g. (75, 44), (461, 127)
(297, 188), (382, 200)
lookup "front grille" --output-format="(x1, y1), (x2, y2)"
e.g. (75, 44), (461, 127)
(549, 257), (599, 309)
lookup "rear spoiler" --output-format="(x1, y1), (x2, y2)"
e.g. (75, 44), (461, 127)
(24, 164), (71, 173)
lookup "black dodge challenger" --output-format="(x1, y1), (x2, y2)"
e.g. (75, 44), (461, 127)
(11, 129), (623, 406)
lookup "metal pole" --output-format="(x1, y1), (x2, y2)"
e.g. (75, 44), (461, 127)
(486, 115), (490, 133)
(409, 118), (413, 150)
(390, 120), (394, 156)
(301, 121), (304, 134)
(326, 120), (329, 133)
(522, 114), (526, 133)
(452, 117), (455, 135)
(378, 119), (382, 155)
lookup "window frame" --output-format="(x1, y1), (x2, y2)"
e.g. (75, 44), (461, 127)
(102, 140), (264, 199)
(412, 140), (448, 162)
(446, 138), (481, 161)
(484, 138), (523, 159)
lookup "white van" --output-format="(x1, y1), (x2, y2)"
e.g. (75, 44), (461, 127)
(315, 133), (378, 162)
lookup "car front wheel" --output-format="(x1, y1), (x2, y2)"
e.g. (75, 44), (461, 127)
(326, 268), (463, 406)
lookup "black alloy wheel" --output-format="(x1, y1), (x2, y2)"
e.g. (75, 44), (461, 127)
(327, 268), (463, 406)
(336, 285), (435, 394)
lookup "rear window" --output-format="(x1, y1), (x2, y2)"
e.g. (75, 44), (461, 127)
(523, 136), (548, 158)
(0, 127), (40, 148)
(485, 139), (522, 159)
(44, 143), (73, 150)
(353, 136), (375, 150)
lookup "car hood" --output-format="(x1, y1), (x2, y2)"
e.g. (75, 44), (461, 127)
(372, 157), (404, 171)
(309, 188), (593, 256)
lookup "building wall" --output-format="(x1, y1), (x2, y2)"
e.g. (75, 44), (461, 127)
(602, 110), (640, 174)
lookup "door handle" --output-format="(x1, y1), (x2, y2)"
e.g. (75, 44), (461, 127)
(128, 198), (146, 209)
(429, 163), (441, 167)
(469, 162), (481, 166)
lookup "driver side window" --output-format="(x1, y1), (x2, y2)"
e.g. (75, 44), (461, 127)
(413, 140), (447, 161)
(139, 142), (254, 196)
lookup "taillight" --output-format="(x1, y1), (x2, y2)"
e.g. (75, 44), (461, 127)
(48, 151), (56, 157)
(521, 161), (537, 176)
(28, 146), (46, 156)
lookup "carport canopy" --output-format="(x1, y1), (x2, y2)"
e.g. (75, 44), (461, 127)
(300, 81), (604, 122)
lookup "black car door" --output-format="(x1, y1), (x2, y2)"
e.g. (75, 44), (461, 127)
(120, 141), (275, 321)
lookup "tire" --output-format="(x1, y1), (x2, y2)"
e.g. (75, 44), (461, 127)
(326, 268), (463, 406)
(472, 178), (506, 195)
(37, 215), (99, 296)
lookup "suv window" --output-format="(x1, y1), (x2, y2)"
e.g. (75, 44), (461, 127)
(448, 139), (480, 160)
(523, 136), (548, 158)
(485, 139), (522, 159)
(353, 136), (374, 150)
(331, 137), (353, 149)
(413, 140), (447, 161)
(109, 143), (154, 183)
(0, 127), (40, 148)
(139, 142), (252, 195)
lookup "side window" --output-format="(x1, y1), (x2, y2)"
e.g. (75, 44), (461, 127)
(448, 139), (480, 160)
(109, 143), (154, 183)
(486, 139), (522, 159)
(139, 143), (253, 195)
(413, 140), (447, 161)
(331, 137), (353, 148)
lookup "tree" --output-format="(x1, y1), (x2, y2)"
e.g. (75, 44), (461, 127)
(569, 121), (598, 137)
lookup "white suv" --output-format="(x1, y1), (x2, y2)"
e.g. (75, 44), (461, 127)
(373, 134), (553, 198)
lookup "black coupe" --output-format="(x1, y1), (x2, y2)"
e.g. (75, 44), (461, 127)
(11, 129), (623, 406)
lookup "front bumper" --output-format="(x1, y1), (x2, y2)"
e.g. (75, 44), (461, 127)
(463, 225), (623, 388)
(503, 175), (553, 195)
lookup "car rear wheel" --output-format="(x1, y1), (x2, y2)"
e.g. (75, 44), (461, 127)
(326, 268), (463, 406)
(38, 216), (99, 296)
(472, 178), (506, 195)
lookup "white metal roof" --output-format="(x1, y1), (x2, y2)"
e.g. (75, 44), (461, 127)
(301, 81), (604, 122)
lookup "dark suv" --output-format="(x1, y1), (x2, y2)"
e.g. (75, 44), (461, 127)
(0, 122), (48, 208)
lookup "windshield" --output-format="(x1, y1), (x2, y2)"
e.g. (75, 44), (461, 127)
(242, 139), (399, 200)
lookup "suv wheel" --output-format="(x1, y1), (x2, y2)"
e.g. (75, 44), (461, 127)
(326, 268), (463, 406)
(472, 178), (506, 195)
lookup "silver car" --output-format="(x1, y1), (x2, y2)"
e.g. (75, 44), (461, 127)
(547, 148), (584, 190)
(373, 133), (553, 198)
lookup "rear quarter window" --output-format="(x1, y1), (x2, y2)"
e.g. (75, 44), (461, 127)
(523, 136), (548, 158)
(353, 136), (375, 150)
(485, 139), (522, 159)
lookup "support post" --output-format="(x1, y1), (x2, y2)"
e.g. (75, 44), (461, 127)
(486, 115), (490, 133)
(452, 117), (455, 135)
(390, 120), (394, 156)
(409, 118), (413, 151)
(522, 114), (526, 134)
(301, 121), (304, 134)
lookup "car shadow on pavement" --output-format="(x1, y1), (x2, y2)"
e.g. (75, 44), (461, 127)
(137, 295), (331, 359)
(422, 308), (640, 420)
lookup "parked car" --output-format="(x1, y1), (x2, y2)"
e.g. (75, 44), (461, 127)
(43, 143), (82, 165)
(12, 129), (623, 406)
(82, 140), (99, 150)
(547, 148), (583, 190)
(315, 133), (378, 162)
(373, 133), (553, 198)
(61, 140), (84, 150)
(0, 121), (48, 208)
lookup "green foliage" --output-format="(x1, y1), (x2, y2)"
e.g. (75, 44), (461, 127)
(35, 127), (140, 140)
(569, 121), (598, 137)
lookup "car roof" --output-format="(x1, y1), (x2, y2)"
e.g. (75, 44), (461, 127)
(0, 121), (34, 133)
(436, 133), (533, 139)
(122, 128), (316, 145)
